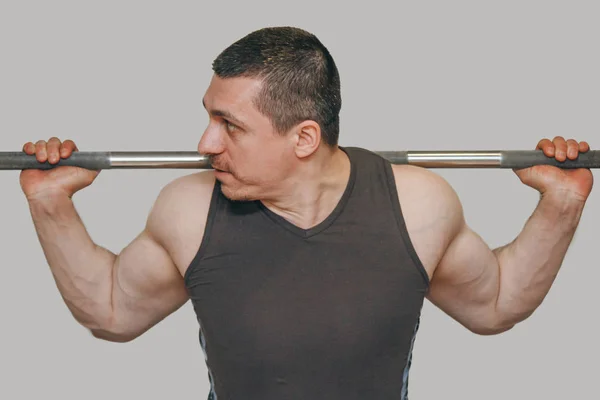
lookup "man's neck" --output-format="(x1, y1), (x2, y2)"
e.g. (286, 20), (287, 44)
(260, 147), (351, 230)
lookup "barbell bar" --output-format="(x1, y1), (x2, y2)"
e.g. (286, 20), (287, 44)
(0, 150), (599, 170)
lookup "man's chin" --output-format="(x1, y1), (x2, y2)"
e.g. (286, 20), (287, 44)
(219, 183), (254, 202)
(213, 171), (257, 201)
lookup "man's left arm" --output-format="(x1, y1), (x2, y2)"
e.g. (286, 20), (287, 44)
(423, 136), (593, 335)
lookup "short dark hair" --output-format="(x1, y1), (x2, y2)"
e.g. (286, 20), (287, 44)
(212, 26), (342, 146)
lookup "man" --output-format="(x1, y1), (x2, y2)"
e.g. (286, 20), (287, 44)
(20, 26), (593, 399)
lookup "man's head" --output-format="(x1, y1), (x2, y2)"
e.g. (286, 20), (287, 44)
(198, 26), (341, 201)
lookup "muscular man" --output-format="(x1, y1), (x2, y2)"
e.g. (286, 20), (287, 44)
(20, 27), (593, 399)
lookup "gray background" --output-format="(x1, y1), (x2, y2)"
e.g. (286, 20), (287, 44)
(1, 0), (598, 398)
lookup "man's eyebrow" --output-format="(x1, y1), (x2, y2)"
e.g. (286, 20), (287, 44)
(202, 98), (247, 128)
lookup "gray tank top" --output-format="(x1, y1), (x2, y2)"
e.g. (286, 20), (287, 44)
(184, 146), (430, 399)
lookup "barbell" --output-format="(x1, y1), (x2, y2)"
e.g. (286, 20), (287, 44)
(0, 149), (599, 170)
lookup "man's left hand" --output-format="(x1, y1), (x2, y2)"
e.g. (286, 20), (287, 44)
(514, 136), (594, 205)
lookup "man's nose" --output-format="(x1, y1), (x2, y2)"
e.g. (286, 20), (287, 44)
(198, 125), (225, 155)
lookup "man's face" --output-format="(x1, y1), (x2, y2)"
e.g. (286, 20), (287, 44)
(198, 74), (295, 201)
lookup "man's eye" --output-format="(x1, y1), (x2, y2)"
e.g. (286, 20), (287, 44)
(225, 121), (237, 133)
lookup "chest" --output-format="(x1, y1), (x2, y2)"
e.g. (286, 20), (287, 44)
(185, 236), (427, 359)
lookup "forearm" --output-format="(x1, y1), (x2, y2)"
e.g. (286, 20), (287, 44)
(28, 194), (116, 331)
(493, 193), (585, 326)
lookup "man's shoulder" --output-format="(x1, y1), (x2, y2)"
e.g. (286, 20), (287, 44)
(390, 164), (464, 227)
(144, 171), (217, 273)
(389, 164), (465, 273)
(390, 164), (461, 212)
(146, 171), (216, 237)
(160, 170), (216, 198)
(343, 146), (463, 219)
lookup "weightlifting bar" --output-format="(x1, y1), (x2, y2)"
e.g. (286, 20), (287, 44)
(0, 150), (599, 170)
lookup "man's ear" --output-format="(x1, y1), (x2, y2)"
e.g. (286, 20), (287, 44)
(292, 120), (321, 159)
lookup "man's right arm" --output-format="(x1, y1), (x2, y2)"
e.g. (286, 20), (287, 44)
(27, 172), (214, 342)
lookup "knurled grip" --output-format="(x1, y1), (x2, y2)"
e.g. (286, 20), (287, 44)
(500, 150), (600, 169)
(0, 152), (111, 170)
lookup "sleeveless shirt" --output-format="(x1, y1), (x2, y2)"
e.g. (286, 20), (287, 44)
(184, 146), (430, 400)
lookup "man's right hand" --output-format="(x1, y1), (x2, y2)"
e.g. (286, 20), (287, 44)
(19, 137), (100, 201)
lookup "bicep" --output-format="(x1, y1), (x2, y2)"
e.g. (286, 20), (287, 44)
(108, 228), (189, 338)
(427, 221), (503, 334)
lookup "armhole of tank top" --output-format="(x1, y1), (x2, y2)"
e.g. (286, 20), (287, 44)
(383, 161), (431, 289)
(183, 180), (221, 285)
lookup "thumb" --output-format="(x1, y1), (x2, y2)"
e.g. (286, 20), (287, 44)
(513, 166), (550, 194)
